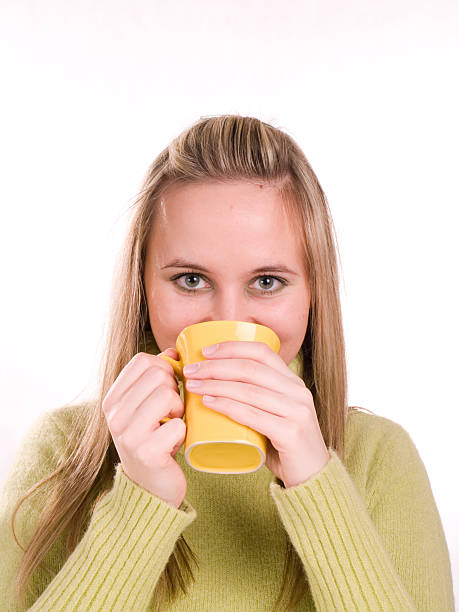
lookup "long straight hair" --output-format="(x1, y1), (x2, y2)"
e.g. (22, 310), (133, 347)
(12, 115), (355, 610)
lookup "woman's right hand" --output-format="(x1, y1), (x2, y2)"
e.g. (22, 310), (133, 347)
(102, 348), (187, 509)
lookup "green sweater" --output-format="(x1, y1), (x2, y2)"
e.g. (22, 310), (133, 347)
(0, 356), (454, 611)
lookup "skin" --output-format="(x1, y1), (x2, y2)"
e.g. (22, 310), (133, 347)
(143, 180), (330, 486)
(144, 180), (309, 365)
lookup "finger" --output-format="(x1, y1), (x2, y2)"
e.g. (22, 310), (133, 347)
(202, 394), (289, 450)
(164, 347), (180, 360)
(187, 379), (301, 419)
(107, 369), (179, 437)
(185, 358), (302, 395)
(201, 341), (298, 378)
(138, 417), (187, 464)
(117, 386), (184, 448)
(103, 350), (178, 409)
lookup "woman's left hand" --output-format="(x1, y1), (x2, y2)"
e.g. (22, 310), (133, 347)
(183, 341), (331, 488)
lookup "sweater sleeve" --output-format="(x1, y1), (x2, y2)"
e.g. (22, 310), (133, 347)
(0, 410), (197, 611)
(269, 428), (454, 612)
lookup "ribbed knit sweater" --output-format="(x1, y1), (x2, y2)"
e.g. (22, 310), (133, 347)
(0, 355), (454, 611)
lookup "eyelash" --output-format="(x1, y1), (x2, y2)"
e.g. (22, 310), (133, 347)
(170, 271), (288, 296)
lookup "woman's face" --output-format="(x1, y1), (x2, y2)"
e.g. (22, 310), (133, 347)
(144, 180), (311, 365)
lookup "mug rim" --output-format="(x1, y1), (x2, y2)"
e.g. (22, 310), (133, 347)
(180, 320), (278, 337)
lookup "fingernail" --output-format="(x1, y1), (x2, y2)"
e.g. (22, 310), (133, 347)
(186, 379), (202, 388)
(183, 363), (200, 375)
(202, 344), (218, 356)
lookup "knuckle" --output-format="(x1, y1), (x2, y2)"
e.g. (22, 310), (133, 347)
(102, 396), (112, 415)
(135, 443), (151, 466)
(144, 365), (161, 385)
(246, 360), (257, 378)
(147, 365), (171, 387)
(246, 384), (258, 404)
(160, 384), (179, 401)
(117, 430), (135, 452)
(156, 385), (182, 414)
(292, 421), (307, 445)
(156, 353), (175, 372)
(107, 410), (123, 437)
(158, 366), (173, 384)
(172, 416), (186, 433)
(302, 385), (313, 402)
(132, 351), (148, 366)
(294, 376), (307, 389)
(134, 352), (157, 370)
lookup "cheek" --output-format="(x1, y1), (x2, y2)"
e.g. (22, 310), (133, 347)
(147, 291), (199, 347)
(269, 297), (309, 363)
(265, 296), (309, 332)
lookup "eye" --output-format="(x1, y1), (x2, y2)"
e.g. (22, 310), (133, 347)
(173, 273), (208, 292)
(170, 271), (288, 296)
(255, 276), (282, 293)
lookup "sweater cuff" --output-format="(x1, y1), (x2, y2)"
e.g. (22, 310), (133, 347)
(269, 449), (416, 611)
(118, 464), (195, 516)
(33, 463), (196, 611)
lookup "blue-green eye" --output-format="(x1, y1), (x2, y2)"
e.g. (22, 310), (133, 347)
(170, 272), (287, 295)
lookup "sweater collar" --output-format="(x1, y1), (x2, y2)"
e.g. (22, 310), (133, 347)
(287, 350), (303, 378)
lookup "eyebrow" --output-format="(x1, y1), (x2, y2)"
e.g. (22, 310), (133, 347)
(161, 258), (300, 276)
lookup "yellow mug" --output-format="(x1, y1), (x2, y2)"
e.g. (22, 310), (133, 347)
(159, 320), (280, 474)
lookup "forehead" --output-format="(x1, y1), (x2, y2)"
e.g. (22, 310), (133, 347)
(147, 180), (304, 267)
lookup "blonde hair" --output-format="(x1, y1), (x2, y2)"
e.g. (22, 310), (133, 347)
(12, 114), (358, 610)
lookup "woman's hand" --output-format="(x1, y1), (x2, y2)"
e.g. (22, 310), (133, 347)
(184, 341), (330, 488)
(102, 349), (187, 508)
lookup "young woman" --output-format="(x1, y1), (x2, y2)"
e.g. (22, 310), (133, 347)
(1, 115), (454, 611)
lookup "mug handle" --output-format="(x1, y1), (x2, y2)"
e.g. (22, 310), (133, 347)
(158, 353), (183, 424)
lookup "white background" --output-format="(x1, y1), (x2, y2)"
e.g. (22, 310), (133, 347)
(1, 0), (458, 602)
